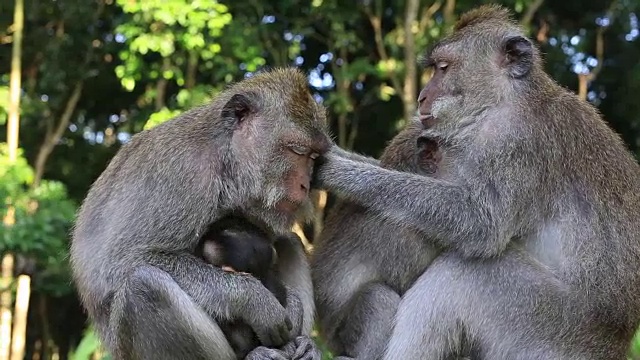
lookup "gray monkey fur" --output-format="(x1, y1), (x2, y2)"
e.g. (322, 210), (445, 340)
(311, 119), (443, 359)
(70, 68), (327, 360)
(314, 5), (640, 360)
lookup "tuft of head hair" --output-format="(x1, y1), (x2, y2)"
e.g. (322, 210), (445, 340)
(233, 67), (325, 128)
(454, 4), (514, 31)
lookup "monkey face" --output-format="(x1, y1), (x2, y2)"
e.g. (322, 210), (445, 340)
(221, 69), (332, 234)
(416, 16), (536, 140)
(379, 121), (440, 176)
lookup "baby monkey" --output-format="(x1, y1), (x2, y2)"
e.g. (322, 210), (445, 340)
(200, 216), (287, 306)
(198, 216), (292, 359)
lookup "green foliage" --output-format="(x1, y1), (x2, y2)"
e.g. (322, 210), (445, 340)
(143, 107), (183, 130)
(69, 327), (112, 360)
(0, 86), (8, 125)
(0, 144), (76, 297)
(114, 0), (232, 91)
(630, 330), (640, 359)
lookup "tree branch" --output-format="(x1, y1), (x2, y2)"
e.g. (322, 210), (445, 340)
(578, 0), (618, 100)
(33, 81), (83, 187)
(363, 0), (402, 94)
(520, 0), (544, 27)
(31, 0), (106, 187)
(443, 0), (456, 29)
(418, 1), (443, 34)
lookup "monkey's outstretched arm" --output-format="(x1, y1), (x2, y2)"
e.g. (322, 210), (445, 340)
(316, 153), (507, 259)
(145, 251), (293, 347)
(330, 146), (381, 167)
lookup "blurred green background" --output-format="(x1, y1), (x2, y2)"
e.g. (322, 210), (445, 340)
(1, 0), (640, 359)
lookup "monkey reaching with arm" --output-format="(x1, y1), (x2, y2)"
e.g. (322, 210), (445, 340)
(70, 68), (328, 360)
(311, 120), (444, 360)
(314, 5), (640, 360)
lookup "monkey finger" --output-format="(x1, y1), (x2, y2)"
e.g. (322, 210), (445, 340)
(291, 336), (320, 360)
(257, 322), (290, 348)
(276, 321), (294, 347)
(285, 316), (293, 332)
(221, 266), (237, 272)
(244, 346), (288, 360)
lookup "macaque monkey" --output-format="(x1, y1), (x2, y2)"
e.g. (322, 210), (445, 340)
(71, 68), (328, 360)
(314, 6), (640, 359)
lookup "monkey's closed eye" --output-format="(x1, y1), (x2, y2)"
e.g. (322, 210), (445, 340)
(437, 62), (449, 72)
(289, 145), (310, 156)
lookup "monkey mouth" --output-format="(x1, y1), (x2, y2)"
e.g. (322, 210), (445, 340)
(419, 113), (436, 128)
(275, 198), (300, 214)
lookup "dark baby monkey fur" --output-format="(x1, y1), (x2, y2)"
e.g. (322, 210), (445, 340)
(199, 216), (299, 358)
(314, 5), (640, 360)
(312, 120), (444, 360)
(70, 68), (328, 360)
(199, 216), (288, 307)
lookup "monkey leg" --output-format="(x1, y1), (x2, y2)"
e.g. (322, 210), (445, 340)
(335, 282), (400, 359)
(383, 251), (599, 360)
(109, 265), (236, 360)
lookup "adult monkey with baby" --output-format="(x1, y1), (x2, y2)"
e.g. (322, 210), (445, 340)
(70, 68), (328, 360)
(314, 5), (640, 360)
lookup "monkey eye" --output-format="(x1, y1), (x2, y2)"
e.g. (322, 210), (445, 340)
(437, 62), (449, 72)
(289, 145), (310, 156)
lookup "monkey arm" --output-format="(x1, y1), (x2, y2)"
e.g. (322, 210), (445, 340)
(316, 154), (507, 259)
(273, 234), (323, 360)
(330, 145), (381, 166)
(145, 251), (293, 347)
(274, 234), (315, 336)
(109, 265), (237, 360)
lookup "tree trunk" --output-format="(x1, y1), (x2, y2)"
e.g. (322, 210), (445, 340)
(0, 254), (14, 360)
(401, 0), (420, 122)
(1, 0), (25, 358)
(155, 58), (171, 111)
(9, 275), (30, 360)
(6, 0), (23, 162)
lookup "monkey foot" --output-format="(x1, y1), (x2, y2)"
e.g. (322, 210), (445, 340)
(244, 346), (288, 360)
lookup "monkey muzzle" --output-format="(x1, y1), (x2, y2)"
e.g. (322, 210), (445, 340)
(419, 113), (436, 128)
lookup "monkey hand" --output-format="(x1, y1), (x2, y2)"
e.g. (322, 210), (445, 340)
(311, 149), (343, 190)
(240, 278), (294, 348)
(281, 336), (321, 360)
(244, 346), (289, 360)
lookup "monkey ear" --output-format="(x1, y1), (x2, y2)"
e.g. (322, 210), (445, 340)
(502, 36), (533, 79)
(221, 93), (257, 124)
